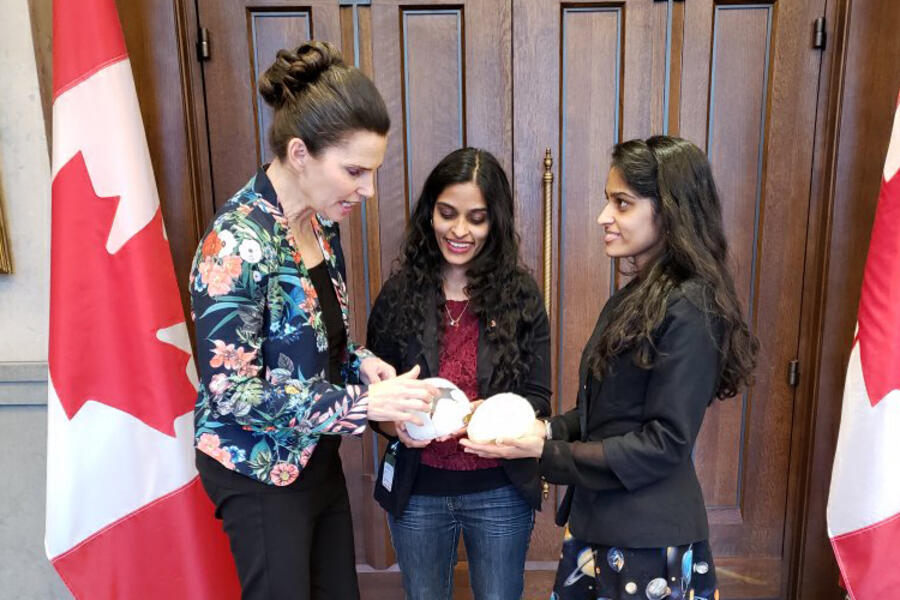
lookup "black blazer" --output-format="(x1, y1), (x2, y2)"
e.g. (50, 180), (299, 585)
(540, 280), (723, 548)
(366, 274), (552, 517)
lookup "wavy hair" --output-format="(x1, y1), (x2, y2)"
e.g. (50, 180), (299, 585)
(589, 136), (758, 400)
(376, 148), (543, 390)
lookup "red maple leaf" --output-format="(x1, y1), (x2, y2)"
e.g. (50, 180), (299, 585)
(857, 170), (900, 406)
(49, 151), (195, 435)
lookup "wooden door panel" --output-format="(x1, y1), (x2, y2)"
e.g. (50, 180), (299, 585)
(250, 12), (312, 166)
(371, 0), (513, 278)
(365, 0), (514, 579)
(401, 9), (466, 214)
(197, 0), (341, 208)
(676, 1), (826, 596)
(191, 0), (826, 597)
(557, 4), (621, 432)
(694, 3), (774, 515)
(513, 0), (669, 565)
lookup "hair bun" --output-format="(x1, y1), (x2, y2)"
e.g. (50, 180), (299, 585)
(258, 41), (345, 109)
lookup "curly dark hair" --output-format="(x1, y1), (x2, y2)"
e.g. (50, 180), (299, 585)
(590, 136), (758, 400)
(375, 147), (544, 390)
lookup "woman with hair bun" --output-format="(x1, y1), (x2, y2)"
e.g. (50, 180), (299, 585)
(189, 41), (438, 599)
(367, 147), (552, 600)
(462, 136), (758, 600)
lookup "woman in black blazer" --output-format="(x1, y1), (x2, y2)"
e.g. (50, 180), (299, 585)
(462, 136), (758, 600)
(367, 148), (551, 600)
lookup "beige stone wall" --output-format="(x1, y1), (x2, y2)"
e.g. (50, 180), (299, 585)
(0, 1), (70, 597)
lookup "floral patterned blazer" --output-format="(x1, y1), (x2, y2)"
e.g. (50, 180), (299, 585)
(190, 168), (372, 486)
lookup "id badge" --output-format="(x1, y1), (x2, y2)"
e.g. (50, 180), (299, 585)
(381, 442), (398, 491)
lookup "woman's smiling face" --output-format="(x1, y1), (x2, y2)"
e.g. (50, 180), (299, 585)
(597, 166), (663, 269)
(432, 181), (490, 268)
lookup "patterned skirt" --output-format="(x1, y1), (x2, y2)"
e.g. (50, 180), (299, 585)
(550, 526), (719, 600)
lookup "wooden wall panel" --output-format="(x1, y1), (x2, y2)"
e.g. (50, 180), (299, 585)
(463, 0), (513, 176)
(249, 11), (312, 165)
(676, 1), (827, 596)
(401, 9), (465, 211)
(510, 0), (564, 571)
(557, 7), (620, 417)
(620, 0), (669, 140)
(694, 4), (773, 512)
(513, 0), (668, 570)
(197, 0), (341, 207)
(371, 2), (408, 279)
(371, 0), (512, 281)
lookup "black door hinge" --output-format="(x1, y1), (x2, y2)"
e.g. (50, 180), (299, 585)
(788, 360), (800, 387)
(813, 16), (826, 50)
(197, 27), (211, 61)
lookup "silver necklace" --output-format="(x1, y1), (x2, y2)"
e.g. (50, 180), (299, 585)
(445, 300), (470, 327)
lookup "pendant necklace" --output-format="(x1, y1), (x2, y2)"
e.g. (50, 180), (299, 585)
(445, 300), (470, 327)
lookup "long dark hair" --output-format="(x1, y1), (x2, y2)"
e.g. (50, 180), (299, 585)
(590, 136), (758, 400)
(258, 41), (390, 158)
(376, 148), (543, 390)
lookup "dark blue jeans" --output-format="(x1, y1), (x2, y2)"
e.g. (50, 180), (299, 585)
(388, 484), (534, 600)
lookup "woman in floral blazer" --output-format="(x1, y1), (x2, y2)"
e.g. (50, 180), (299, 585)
(190, 41), (436, 600)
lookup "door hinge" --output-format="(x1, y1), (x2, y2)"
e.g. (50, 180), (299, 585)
(788, 360), (800, 387)
(813, 16), (826, 50)
(197, 27), (211, 61)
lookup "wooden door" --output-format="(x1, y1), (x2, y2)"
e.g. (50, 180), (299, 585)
(191, 0), (826, 597)
(194, 1), (513, 597)
(515, 0), (827, 598)
(512, 0), (672, 593)
(674, 1), (826, 597)
(362, 0), (515, 594)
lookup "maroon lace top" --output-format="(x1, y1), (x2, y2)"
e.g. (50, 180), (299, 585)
(419, 300), (500, 471)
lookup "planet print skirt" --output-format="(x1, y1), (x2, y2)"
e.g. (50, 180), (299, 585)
(550, 526), (719, 600)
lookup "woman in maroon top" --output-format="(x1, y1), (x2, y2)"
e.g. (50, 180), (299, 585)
(367, 148), (551, 599)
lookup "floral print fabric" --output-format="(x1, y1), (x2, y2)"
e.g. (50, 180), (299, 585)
(190, 169), (373, 486)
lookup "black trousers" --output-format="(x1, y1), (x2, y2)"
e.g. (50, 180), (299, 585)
(198, 437), (359, 600)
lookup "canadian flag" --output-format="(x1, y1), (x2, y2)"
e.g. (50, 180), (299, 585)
(827, 89), (900, 599)
(46, 0), (239, 597)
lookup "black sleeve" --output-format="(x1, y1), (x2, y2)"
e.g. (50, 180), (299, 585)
(540, 296), (720, 492)
(366, 279), (403, 371)
(548, 409), (581, 442)
(365, 279), (403, 439)
(515, 288), (552, 418)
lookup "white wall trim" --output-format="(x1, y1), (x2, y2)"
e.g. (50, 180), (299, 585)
(0, 361), (48, 405)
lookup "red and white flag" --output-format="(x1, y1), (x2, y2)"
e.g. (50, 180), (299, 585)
(46, 0), (239, 596)
(827, 89), (900, 599)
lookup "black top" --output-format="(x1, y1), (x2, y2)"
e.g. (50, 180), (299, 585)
(540, 280), (724, 548)
(413, 464), (508, 496)
(367, 274), (552, 516)
(307, 261), (347, 384)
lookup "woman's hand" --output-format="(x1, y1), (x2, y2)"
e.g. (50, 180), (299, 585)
(459, 434), (545, 459)
(395, 421), (431, 449)
(434, 399), (483, 442)
(359, 356), (397, 384)
(366, 365), (437, 425)
(530, 418), (548, 439)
